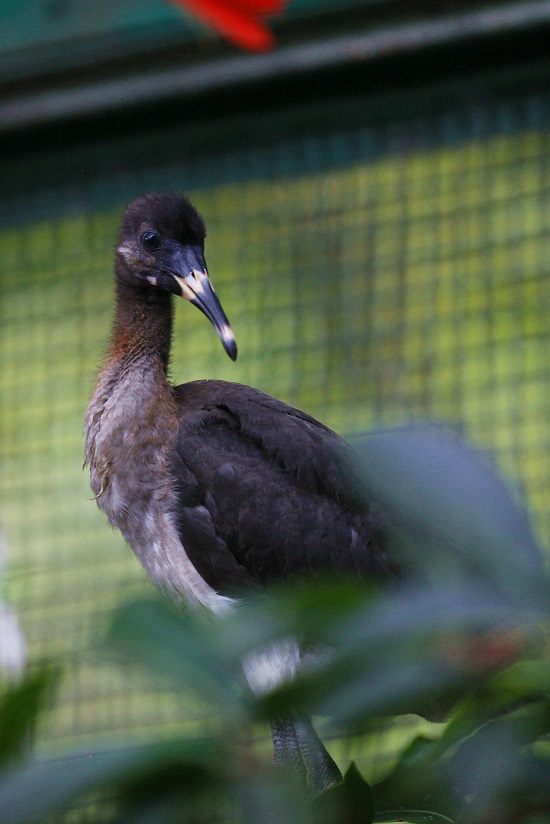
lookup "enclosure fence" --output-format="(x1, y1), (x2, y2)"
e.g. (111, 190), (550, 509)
(1, 73), (549, 763)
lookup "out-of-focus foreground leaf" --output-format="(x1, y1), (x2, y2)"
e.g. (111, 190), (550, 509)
(0, 737), (227, 824)
(104, 596), (247, 723)
(311, 761), (375, 824)
(352, 426), (546, 596)
(254, 575), (546, 726)
(0, 667), (57, 765)
(1, 426), (548, 822)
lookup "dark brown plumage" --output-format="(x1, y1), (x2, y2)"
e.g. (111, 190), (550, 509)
(85, 191), (392, 793)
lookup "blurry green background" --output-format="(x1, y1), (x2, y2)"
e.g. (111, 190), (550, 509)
(0, 0), (549, 771)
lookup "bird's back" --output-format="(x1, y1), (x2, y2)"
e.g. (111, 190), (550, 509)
(171, 380), (392, 596)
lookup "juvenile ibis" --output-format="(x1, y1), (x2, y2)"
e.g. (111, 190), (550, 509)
(85, 192), (393, 793)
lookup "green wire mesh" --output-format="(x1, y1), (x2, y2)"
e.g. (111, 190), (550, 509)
(0, 86), (549, 755)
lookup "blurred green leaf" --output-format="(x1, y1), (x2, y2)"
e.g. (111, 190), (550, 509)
(218, 579), (376, 662)
(372, 733), (463, 820)
(237, 773), (312, 824)
(0, 737), (227, 824)
(311, 762), (375, 824)
(0, 667), (57, 765)
(105, 597), (246, 721)
(257, 576), (544, 727)
(491, 658), (550, 700)
(353, 427), (546, 597)
(3, 424), (549, 822)
(435, 660), (550, 756)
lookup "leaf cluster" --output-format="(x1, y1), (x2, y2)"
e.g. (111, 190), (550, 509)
(1, 427), (549, 823)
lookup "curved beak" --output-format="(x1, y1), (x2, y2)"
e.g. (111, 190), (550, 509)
(169, 245), (237, 361)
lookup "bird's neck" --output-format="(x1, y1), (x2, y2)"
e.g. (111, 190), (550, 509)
(84, 275), (177, 493)
(109, 276), (174, 369)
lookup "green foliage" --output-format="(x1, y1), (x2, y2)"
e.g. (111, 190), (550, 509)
(0, 427), (549, 823)
(311, 763), (375, 824)
(0, 668), (58, 766)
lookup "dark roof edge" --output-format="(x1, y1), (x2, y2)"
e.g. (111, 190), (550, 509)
(2, 0), (550, 134)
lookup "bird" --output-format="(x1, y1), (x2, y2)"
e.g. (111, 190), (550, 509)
(84, 191), (394, 794)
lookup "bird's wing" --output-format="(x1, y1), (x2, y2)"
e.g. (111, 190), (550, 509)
(171, 381), (390, 594)
(176, 380), (368, 501)
(169, 433), (262, 597)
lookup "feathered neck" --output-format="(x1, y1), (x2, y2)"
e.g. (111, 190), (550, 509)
(109, 269), (174, 370)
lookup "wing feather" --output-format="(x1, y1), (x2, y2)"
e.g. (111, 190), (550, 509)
(171, 381), (392, 594)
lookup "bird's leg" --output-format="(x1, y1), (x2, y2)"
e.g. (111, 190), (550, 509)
(292, 715), (343, 795)
(270, 714), (342, 795)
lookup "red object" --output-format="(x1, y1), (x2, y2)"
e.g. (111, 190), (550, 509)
(169, 0), (287, 51)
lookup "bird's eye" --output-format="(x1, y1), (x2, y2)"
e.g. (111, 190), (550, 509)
(141, 231), (161, 252)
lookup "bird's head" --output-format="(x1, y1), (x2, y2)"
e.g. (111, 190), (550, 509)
(116, 192), (237, 361)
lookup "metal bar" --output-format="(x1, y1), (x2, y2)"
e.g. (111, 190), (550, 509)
(2, 0), (550, 132)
